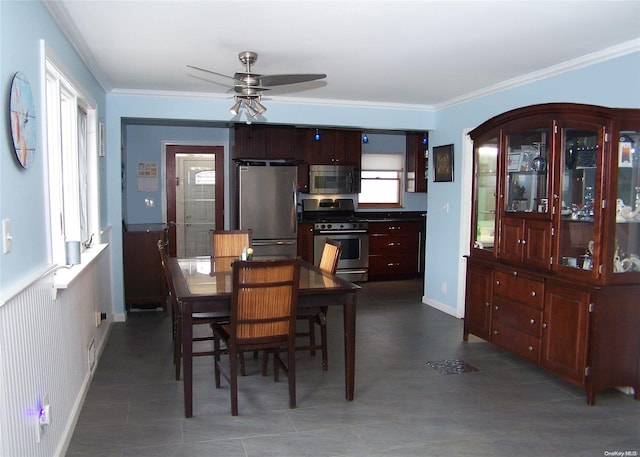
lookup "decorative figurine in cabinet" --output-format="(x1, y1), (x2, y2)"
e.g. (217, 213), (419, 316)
(464, 103), (639, 405)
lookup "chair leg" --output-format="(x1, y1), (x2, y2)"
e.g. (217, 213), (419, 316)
(320, 318), (328, 371)
(288, 345), (296, 409)
(308, 319), (316, 356)
(229, 348), (239, 416)
(174, 319), (182, 381)
(213, 332), (221, 388)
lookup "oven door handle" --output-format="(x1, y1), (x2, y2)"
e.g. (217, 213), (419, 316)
(316, 229), (368, 235)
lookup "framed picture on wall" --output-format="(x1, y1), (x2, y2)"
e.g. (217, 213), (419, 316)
(433, 144), (454, 182)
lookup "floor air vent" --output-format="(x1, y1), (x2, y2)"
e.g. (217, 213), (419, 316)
(426, 359), (478, 375)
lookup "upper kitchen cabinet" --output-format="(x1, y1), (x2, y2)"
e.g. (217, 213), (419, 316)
(301, 128), (361, 167)
(465, 103), (640, 404)
(233, 124), (298, 159)
(233, 123), (267, 159)
(405, 132), (428, 193)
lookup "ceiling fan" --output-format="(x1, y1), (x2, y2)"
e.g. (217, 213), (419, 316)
(188, 51), (327, 118)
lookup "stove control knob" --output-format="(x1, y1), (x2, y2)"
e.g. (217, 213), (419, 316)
(327, 224), (332, 229)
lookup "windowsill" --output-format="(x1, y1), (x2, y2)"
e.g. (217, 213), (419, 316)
(54, 243), (108, 289)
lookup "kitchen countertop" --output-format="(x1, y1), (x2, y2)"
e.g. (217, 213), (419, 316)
(298, 211), (426, 223)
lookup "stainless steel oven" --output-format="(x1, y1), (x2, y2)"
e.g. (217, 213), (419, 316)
(313, 221), (369, 282)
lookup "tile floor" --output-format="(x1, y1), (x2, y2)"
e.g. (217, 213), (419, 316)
(67, 279), (639, 456)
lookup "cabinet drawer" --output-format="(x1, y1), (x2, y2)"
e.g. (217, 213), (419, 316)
(370, 233), (418, 254)
(494, 269), (544, 309)
(492, 321), (541, 363)
(369, 254), (418, 276)
(493, 299), (542, 337)
(368, 221), (421, 235)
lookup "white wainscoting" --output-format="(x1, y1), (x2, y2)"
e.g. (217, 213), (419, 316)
(0, 245), (113, 457)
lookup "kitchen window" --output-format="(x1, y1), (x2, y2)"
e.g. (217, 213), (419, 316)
(45, 51), (99, 268)
(358, 153), (403, 208)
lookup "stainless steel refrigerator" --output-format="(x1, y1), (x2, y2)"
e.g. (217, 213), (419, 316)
(238, 164), (298, 258)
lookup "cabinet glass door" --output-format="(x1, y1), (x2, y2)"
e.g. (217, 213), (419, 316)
(558, 127), (600, 272)
(614, 129), (640, 275)
(504, 129), (550, 213)
(472, 137), (498, 252)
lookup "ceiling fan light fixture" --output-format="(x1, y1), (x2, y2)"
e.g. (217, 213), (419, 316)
(229, 99), (242, 116)
(245, 100), (259, 118)
(253, 98), (267, 115)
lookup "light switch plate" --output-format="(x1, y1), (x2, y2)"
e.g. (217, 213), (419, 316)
(2, 219), (12, 254)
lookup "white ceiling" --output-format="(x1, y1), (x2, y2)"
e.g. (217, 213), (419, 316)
(46, 1), (640, 109)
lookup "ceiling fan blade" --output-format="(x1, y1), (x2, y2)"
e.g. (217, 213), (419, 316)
(259, 74), (327, 87)
(187, 65), (235, 81)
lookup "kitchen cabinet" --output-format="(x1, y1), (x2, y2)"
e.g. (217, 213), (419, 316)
(123, 224), (168, 312)
(405, 131), (428, 193)
(300, 128), (361, 167)
(233, 124), (267, 159)
(368, 221), (421, 278)
(462, 259), (493, 341)
(297, 222), (314, 263)
(464, 103), (640, 405)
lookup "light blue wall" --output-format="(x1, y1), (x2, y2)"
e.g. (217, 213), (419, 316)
(424, 51), (640, 315)
(123, 124), (230, 225)
(0, 1), (106, 289)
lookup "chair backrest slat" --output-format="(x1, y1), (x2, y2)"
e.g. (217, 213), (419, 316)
(231, 258), (301, 341)
(210, 230), (252, 257)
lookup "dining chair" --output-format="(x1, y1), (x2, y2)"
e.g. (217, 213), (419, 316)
(296, 238), (342, 370)
(210, 229), (252, 257)
(157, 240), (229, 380)
(212, 257), (301, 416)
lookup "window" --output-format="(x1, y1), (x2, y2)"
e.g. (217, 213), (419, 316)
(45, 54), (99, 266)
(358, 153), (404, 208)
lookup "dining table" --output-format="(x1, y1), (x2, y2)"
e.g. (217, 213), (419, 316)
(169, 255), (361, 418)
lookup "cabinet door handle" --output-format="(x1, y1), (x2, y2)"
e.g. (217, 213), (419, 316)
(495, 280), (500, 286)
(521, 239), (527, 245)
(512, 270), (518, 276)
(542, 323), (548, 329)
(493, 330), (499, 335)
(485, 302), (490, 307)
(528, 346), (534, 352)
(495, 305), (500, 311)
(529, 318), (535, 324)
(531, 291), (536, 297)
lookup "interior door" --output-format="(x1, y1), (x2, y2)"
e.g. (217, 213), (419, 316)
(177, 156), (215, 256)
(166, 145), (224, 257)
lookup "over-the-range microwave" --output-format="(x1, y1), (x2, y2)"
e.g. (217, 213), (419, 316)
(309, 165), (360, 194)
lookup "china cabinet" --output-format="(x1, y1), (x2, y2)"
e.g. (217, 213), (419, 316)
(464, 103), (640, 405)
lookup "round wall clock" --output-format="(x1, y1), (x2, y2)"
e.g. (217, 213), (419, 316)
(9, 71), (37, 168)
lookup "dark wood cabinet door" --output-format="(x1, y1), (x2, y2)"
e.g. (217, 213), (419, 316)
(123, 229), (167, 309)
(463, 261), (493, 341)
(234, 124), (267, 159)
(523, 220), (552, 269)
(265, 125), (297, 159)
(498, 217), (523, 264)
(542, 282), (590, 385)
(297, 223), (314, 263)
(334, 129), (361, 166)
